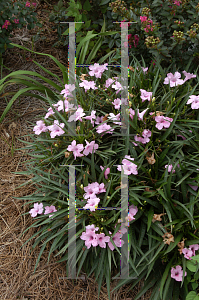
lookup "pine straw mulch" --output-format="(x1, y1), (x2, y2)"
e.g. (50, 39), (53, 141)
(0, 1), (153, 299)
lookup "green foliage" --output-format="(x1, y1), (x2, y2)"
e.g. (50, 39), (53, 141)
(4, 45), (199, 299)
(0, 0), (42, 53)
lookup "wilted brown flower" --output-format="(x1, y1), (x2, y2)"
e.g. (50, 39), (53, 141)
(162, 232), (175, 245)
(152, 213), (166, 223)
(177, 238), (185, 254)
(80, 73), (89, 81)
(102, 114), (109, 122)
(64, 151), (70, 158)
(146, 152), (156, 165)
(115, 183), (128, 190)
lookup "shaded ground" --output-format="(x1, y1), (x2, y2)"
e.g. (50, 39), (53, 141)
(0, 0), (153, 299)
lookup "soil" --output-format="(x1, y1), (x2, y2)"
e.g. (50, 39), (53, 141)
(0, 0), (153, 299)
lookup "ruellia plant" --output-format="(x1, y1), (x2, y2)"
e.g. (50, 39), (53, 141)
(9, 53), (199, 299)
(109, 0), (199, 71)
(0, 0), (42, 53)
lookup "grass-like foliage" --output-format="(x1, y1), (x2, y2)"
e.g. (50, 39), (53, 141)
(5, 48), (199, 299)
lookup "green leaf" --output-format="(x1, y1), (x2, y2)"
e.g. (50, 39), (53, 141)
(100, 0), (110, 5)
(147, 206), (154, 232)
(83, 0), (91, 11)
(186, 260), (198, 272)
(160, 256), (175, 298)
(186, 291), (198, 300)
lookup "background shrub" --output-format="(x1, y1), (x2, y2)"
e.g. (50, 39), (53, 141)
(0, 0), (42, 53)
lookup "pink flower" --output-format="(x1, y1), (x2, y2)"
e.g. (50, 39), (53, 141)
(188, 244), (199, 256)
(155, 115), (173, 130)
(171, 265), (187, 282)
(84, 110), (96, 126)
(182, 248), (193, 260)
(60, 83), (75, 99)
(173, 0), (181, 5)
(117, 155), (138, 175)
(32, 2), (37, 7)
(83, 182), (106, 199)
(44, 205), (57, 218)
(96, 233), (110, 248)
(85, 224), (99, 232)
(182, 71), (196, 82)
(29, 202), (43, 217)
(2, 20), (11, 29)
(140, 16), (148, 23)
(96, 123), (114, 134)
(112, 98), (121, 109)
(53, 99), (74, 112)
(95, 116), (104, 125)
(141, 67), (148, 74)
(165, 164), (175, 173)
(79, 80), (98, 92)
(83, 196), (101, 212)
(25, 2), (31, 7)
(44, 107), (56, 119)
(47, 120), (65, 138)
(112, 81), (127, 94)
(187, 95), (199, 109)
(129, 108), (135, 120)
(129, 204), (138, 221)
(88, 63), (108, 79)
(67, 140), (84, 159)
(164, 72), (184, 87)
(104, 78), (115, 90)
(100, 166), (110, 179)
(98, 182), (106, 193)
(33, 120), (48, 135)
(108, 113), (122, 125)
(80, 230), (98, 249)
(68, 106), (85, 122)
(108, 231), (124, 250)
(83, 140), (99, 156)
(14, 19), (19, 24)
(138, 108), (149, 121)
(140, 89), (152, 102)
(132, 34), (139, 47)
(188, 181), (198, 191)
(134, 129), (151, 145)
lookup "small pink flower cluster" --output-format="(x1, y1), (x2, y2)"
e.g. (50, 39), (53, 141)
(171, 244), (199, 281)
(129, 108), (149, 122)
(182, 244), (199, 259)
(14, 19), (19, 24)
(165, 164), (175, 173)
(29, 202), (57, 218)
(123, 34), (140, 49)
(82, 182), (106, 212)
(134, 129), (152, 145)
(25, 1), (31, 7)
(80, 204), (138, 250)
(88, 63), (108, 79)
(140, 15), (154, 33)
(2, 20), (11, 29)
(164, 71), (196, 88)
(173, 0), (181, 6)
(117, 155), (138, 175)
(33, 119), (65, 138)
(67, 140), (99, 159)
